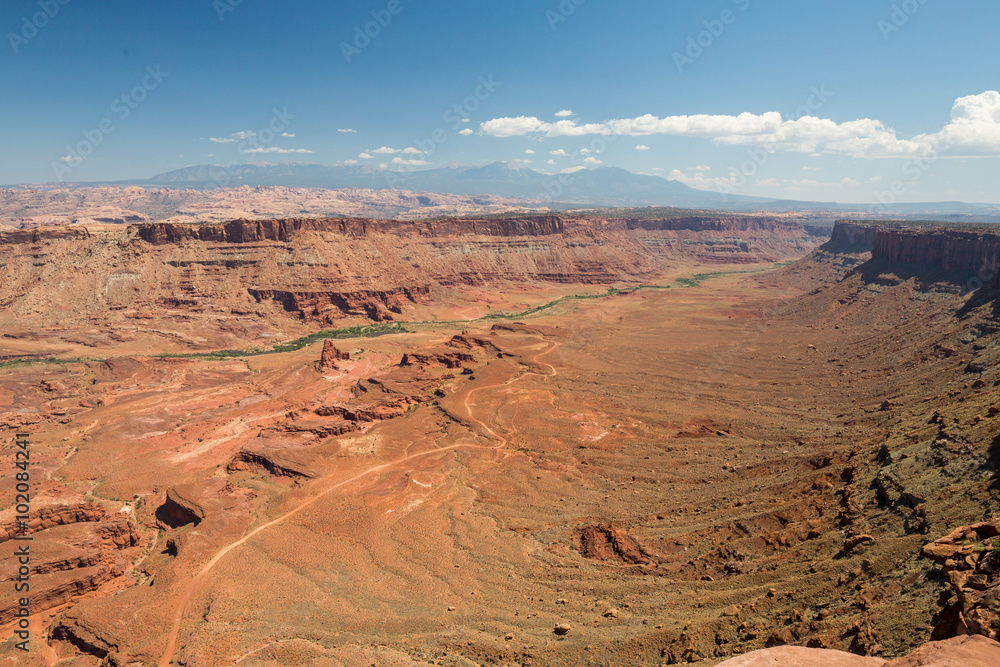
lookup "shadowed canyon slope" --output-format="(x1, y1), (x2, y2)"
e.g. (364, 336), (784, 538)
(4, 216), (1000, 665)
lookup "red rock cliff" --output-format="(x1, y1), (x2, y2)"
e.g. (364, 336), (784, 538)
(824, 221), (1000, 287)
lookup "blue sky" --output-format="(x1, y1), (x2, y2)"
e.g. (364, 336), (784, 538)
(2, 0), (999, 204)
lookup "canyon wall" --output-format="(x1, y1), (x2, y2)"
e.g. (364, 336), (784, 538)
(825, 220), (1000, 287)
(0, 226), (90, 244)
(0, 214), (814, 329)
(134, 216), (569, 244)
(133, 214), (791, 245)
(827, 221), (879, 249)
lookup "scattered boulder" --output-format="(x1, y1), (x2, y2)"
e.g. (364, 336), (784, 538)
(842, 534), (876, 555)
(580, 524), (655, 565)
(554, 623), (572, 636)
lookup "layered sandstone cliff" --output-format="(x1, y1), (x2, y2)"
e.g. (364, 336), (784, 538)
(0, 213), (814, 330)
(821, 220), (1000, 287)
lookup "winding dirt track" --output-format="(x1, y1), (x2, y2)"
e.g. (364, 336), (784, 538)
(157, 339), (559, 666)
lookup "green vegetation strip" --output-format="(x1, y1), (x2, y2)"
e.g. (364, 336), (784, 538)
(0, 357), (86, 370)
(1, 263), (786, 367)
(155, 322), (408, 360)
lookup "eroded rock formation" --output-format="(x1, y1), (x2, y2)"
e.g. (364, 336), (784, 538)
(319, 340), (350, 372)
(156, 486), (206, 528)
(0, 505), (140, 625)
(921, 520), (1000, 640)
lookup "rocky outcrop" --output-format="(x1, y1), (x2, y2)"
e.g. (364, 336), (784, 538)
(0, 226), (91, 245)
(399, 351), (475, 369)
(0, 510), (140, 625)
(249, 286), (430, 322)
(319, 340), (350, 372)
(920, 519), (1000, 639)
(156, 486), (206, 528)
(717, 635), (1000, 666)
(580, 524), (655, 565)
(49, 616), (122, 663)
(0, 502), (104, 543)
(227, 448), (317, 479)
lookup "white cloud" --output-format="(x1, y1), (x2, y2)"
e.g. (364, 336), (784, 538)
(359, 152), (374, 159)
(524, 149), (536, 155)
(210, 130), (259, 143)
(547, 159), (556, 165)
(549, 149), (568, 156)
(803, 166), (820, 171)
(635, 145), (650, 151)
(555, 110), (574, 118)
(369, 146), (423, 155)
(694, 165), (710, 171)
(480, 93), (1000, 158)
(521, 159), (533, 164)
(582, 156), (602, 165)
(337, 128), (357, 133)
(736, 175), (865, 192)
(281, 132), (295, 137)
(459, 128), (474, 135)
(391, 157), (431, 166)
(560, 166), (586, 174)
(669, 168), (735, 190)
(755, 178), (781, 188)
(243, 147), (314, 154)
(342, 159), (359, 165)
(580, 147), (592, 154)
(58, 155), (84, 162)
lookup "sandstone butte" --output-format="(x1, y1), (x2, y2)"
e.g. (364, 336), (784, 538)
(2, 212), (1000, 665)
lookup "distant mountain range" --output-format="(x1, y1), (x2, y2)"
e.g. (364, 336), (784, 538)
(122, 161), (772, 209)
(19, 161), (1000, 219)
